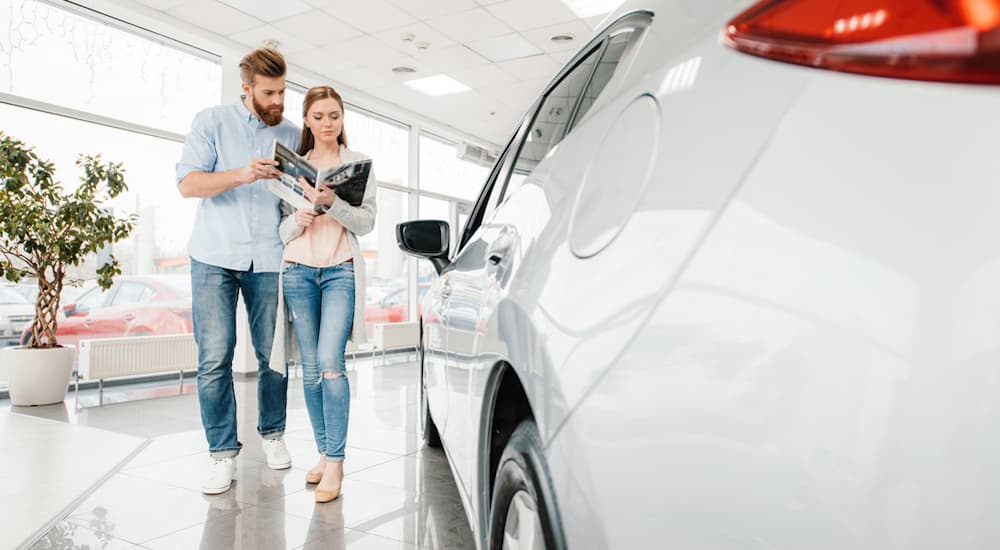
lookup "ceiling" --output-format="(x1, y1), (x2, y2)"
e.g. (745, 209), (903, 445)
(131, 0), (619, 147)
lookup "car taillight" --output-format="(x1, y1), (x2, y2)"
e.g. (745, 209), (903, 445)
(725, 0), (1000, 84)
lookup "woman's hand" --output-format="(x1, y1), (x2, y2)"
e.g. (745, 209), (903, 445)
(300, 176), (336, 208)
(295, 208), (317, 228)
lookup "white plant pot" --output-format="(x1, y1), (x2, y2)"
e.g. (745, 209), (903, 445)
(4, 345), (75, 406)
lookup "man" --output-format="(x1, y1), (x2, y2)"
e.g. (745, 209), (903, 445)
(176, 47), (299, 495)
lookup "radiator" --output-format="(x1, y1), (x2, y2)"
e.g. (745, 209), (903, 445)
(78, 334), (198, 381)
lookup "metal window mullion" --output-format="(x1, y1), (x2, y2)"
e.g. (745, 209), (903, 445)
(0, 91), (186, 143)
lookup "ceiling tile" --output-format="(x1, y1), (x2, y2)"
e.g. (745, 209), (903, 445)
(467, 33), (543, 63)
(372, 22), (456, 55)
(548, 49), (575, 64)
(319, 0), (416, 33)
(272, 11), (363, 46)
(326, 35), (415, 66)
(495, 54), (560, 81)
(217, 0), (313, 21)
(166, 1), (262, 36)
(584, 14), (607, 30)
(388, 0), (479, 20)
(289, 47), (362, 77)
(426, 7), (512, 44)
(521, 20), (594, 53)
(331, 67), (396, 92)
(447, 63), (518, 88)
(413, 45), (491, 72)
(229, 25), (315, 54)
(134, 0), (193, 10)
(479, 78), (547, 107)
(486, 0), (577, 31)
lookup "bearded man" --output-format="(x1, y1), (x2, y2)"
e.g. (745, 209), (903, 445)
(176, 47), (299, 495)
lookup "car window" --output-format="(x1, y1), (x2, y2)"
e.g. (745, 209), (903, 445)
(456, 122), (529, 251)
(571, 31), (633, 130)
(112, 282), (147, 306)
(505, 47), (601, 193)
(75, 286), (109, 310)
(500, 29), (638, 202)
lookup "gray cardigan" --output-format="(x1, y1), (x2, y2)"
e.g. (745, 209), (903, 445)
(267, 145), (377, 374)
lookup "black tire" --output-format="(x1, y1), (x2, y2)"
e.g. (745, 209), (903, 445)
(488, 419), (566, 550)
(419, 324), (442, 448)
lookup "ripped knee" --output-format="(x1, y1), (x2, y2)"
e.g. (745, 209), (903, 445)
(322, 371), (343, 380)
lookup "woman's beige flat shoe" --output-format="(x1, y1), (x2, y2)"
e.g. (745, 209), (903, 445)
(305, 471), (323, 484)
(314, 487), (341, 503)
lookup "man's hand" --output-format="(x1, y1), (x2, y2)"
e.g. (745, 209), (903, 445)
(295, 208), (317, 228)
(238, 158), (281, 184)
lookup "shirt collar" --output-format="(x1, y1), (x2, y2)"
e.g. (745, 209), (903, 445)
(235, 96), (268, 129)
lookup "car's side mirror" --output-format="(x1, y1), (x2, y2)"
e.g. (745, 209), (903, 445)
(62, 303), (77, 317)
(396, 220), (450, 274)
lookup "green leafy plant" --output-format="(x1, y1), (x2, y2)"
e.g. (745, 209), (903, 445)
(0, 133), (135, 348)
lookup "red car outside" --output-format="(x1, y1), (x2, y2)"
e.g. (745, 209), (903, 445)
(21, 275), (193, 347)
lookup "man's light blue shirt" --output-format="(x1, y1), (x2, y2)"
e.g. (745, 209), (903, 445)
(176, 98), (300, 272)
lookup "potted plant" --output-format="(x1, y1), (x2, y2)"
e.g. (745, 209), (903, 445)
(0, 133), (134, 406)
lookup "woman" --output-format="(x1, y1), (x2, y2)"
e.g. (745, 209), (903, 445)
(276, 86), (376, 503)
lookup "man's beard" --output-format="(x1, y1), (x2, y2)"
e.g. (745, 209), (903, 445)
(252, 93), (283, 126)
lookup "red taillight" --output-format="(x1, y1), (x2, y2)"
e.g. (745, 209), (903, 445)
(725, 0), (1000, 83)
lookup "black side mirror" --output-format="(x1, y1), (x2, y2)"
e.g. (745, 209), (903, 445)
(62, 303), (77, 317)
(396, 220), (450, 274)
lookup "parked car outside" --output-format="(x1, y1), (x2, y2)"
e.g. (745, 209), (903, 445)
(0, 286), (34, 347)
(395, 1), (1000, 549)
(21, 274), (192, 348)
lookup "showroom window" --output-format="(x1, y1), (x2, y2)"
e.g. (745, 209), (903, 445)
(0, 0), (220, 355)
(344, 107), (409, 187)
(0, 0), (220, 134)
(419, 133), (491, 202)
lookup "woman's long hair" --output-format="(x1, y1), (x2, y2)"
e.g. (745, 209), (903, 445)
(297, 86), (348, 156)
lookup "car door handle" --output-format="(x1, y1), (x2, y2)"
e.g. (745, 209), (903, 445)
(124, 314), (135, 321)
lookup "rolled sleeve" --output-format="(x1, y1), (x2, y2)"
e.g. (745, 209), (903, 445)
(176, 110), (218, 185)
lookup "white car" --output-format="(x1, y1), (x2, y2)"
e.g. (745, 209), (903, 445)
(398, 1), (1000, 548)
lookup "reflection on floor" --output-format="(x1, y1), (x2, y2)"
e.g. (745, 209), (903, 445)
(13, 359), (475, 550)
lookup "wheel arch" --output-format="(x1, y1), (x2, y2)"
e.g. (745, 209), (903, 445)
(477, 360), (536, 544)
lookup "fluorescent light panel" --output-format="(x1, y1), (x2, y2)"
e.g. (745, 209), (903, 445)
(560, 0), (622, 18)
(404, 74), (471, 96)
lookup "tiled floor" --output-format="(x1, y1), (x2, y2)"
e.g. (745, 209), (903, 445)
(12, 358), (476, 550)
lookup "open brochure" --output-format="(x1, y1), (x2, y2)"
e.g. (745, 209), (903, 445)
(266, 139), (371, 210)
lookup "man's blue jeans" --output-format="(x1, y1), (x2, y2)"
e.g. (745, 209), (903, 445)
(191, 258), (287, 458)
(282, 261), (354, 461)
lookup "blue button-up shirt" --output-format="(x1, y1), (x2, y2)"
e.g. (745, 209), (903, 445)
(176, 98), (300, 272)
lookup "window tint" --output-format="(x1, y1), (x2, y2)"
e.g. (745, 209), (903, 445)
(572, 31), (632, 129)
(501, 31), (635, 201)
(511, 48), (600, 182)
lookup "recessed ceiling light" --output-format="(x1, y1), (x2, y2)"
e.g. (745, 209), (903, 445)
(404, 74), (471, 96)
(560, 0), (623, 18)
(551, 33), (575, 42)
(392, 66), (417, 74)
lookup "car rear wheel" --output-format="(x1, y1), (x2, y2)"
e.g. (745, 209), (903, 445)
(488, 419), (566, 550)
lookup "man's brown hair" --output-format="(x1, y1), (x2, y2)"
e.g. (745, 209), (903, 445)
(239, 47), (286, 84)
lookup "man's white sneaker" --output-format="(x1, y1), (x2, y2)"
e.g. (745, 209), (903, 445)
(201, 457), (236, 495)
(262, 437), (291, 470)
